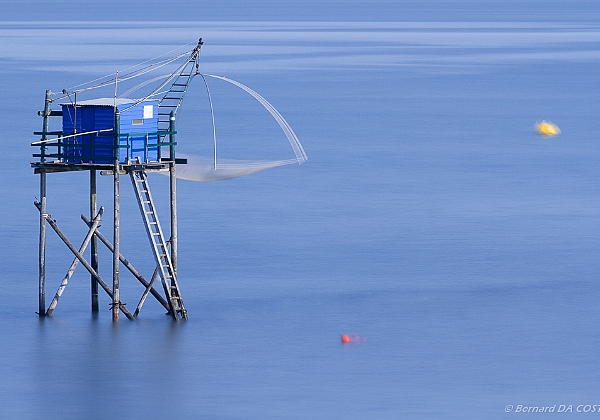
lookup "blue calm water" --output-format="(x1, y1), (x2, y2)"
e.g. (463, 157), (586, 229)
(2, 1), (600, 419)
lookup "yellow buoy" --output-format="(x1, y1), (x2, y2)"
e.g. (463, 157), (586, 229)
(536, 120), (560, 136)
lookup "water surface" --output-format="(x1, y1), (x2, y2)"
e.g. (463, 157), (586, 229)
(1, 2), (600, 418)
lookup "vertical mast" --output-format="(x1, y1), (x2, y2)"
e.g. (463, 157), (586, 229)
(112, 71), (120, 321)
(38, 89), (52, 317)
(112, 111), (121, 322)
(169, 111), (178, 277)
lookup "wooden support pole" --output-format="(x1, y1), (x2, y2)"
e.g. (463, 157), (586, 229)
(38, 171), (47, 317)
(90, 170), (99, 312)
(81, 215), (171, 312)
(38, 171), (47, 316)
(34, 202), (134, 320)
(46, 207), (104, 316)
(113, 111), (120, 322)
(169, 111), (178, 277)
(38, 89), (52, 317)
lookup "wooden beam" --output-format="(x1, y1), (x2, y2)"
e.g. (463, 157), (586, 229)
(37, 89), (52, 317)
(169, 111), (178, 277)
(90, 170), (99, 312)
(113, 111), (121, 322)
(134, 266), (161, 318)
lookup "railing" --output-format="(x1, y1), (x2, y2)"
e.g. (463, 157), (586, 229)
(32, 130), (177, 165)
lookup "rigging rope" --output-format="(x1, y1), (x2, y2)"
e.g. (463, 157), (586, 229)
(201, 74), (308, 165)
(63, 41), (197, 94)
(167, 74), (307, 182)
(200, 74), (218, 170)
(47, 39), (307, 182)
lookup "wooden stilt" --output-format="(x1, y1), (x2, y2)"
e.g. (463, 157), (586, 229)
(169, 111), (178, 276)
(112, 111), (120, 322)
(90, 170), (99, 312)
(38, 172), (47, 317)
(38, 89), (52, 317)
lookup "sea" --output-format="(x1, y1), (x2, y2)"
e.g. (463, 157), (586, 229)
(1, 1), (600, 419)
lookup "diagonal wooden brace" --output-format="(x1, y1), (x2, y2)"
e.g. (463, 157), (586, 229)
(134, 266), (160, 318)
(34, 201), (134, 320)
(134, 241), (170, 318)
(81, 215), (171, 313)
(46, 207), (104, 315)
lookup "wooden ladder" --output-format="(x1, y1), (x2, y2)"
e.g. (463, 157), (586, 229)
(130, 169), (187, 321)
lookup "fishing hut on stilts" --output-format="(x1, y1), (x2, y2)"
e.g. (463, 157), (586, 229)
(32, 39), (205, 321)
(32, 38), (307, 322)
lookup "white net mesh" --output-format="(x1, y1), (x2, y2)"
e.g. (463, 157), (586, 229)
(174, 155), (301, 182)
(172, 74), (307, 182)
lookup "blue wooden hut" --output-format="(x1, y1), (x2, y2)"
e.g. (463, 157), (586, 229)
(61, 98), (159, 164)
